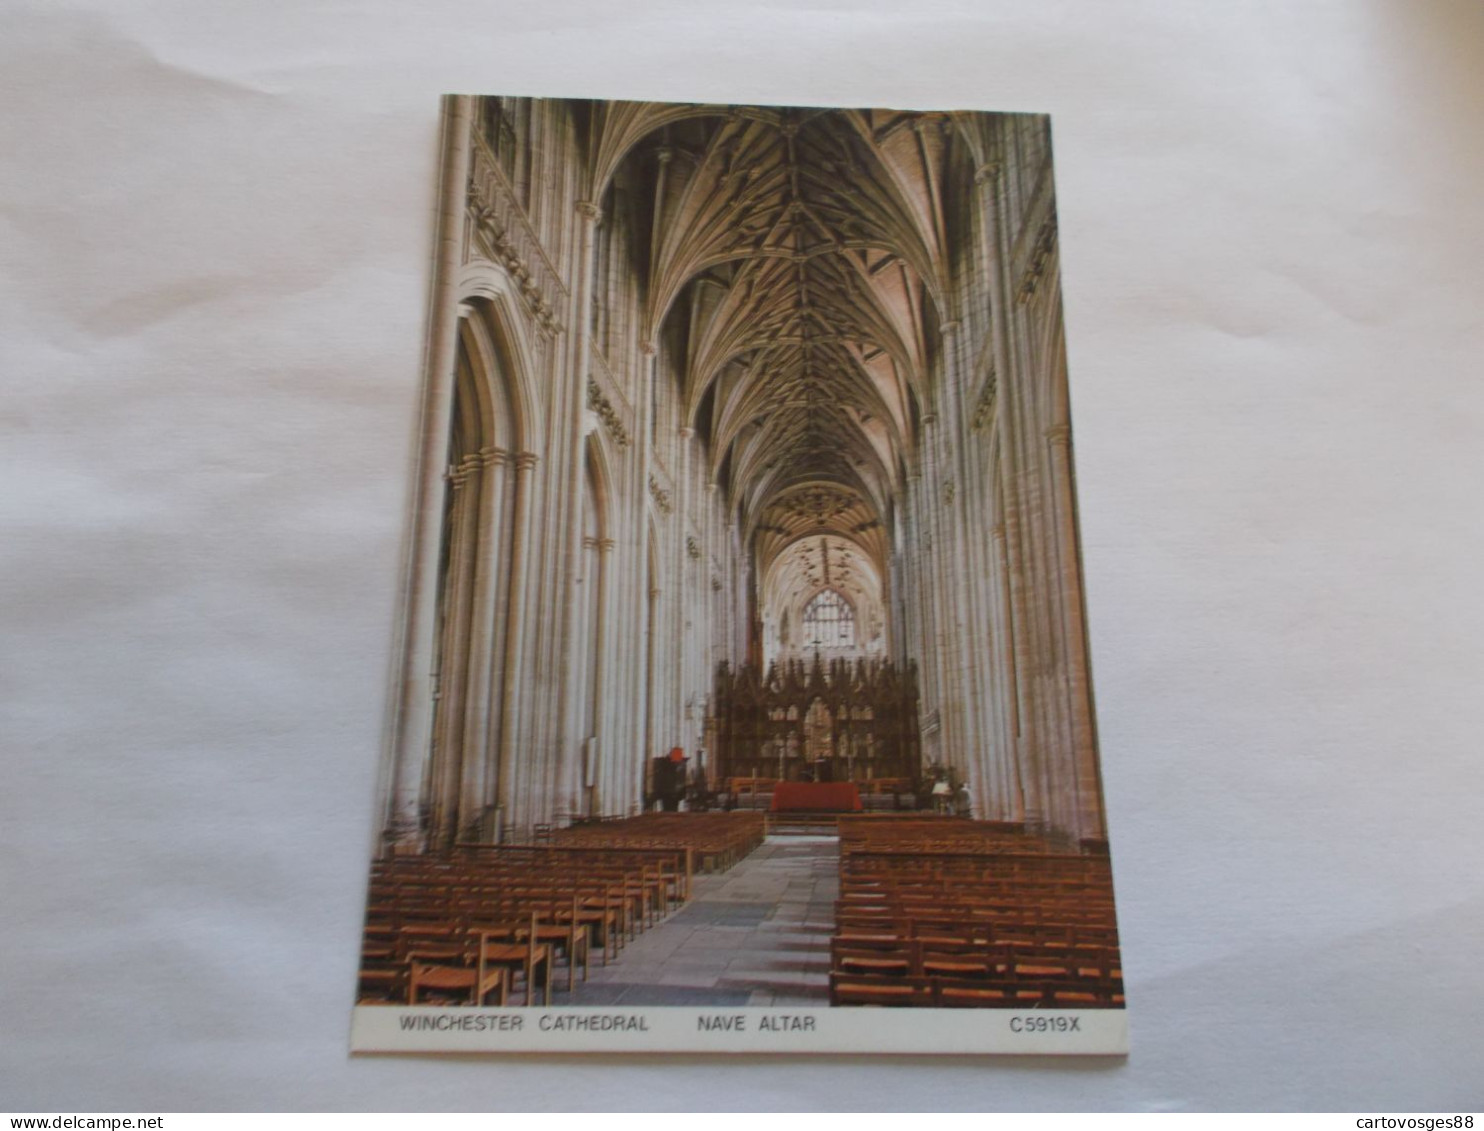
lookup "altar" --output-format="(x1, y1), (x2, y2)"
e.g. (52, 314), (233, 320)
(769, 781), (863, 812)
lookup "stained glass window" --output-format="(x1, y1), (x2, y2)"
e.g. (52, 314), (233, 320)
(803, 588), (856, 649)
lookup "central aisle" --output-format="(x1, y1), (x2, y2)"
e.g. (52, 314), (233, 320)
(562, 835), (839, 1007)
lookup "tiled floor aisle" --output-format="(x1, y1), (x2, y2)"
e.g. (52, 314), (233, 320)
(557, 836), (838, 1007)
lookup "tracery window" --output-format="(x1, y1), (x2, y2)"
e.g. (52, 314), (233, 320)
(803, 588), (856, 650)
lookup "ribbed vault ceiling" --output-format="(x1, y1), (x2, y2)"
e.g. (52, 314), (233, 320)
(595, 102), (967, 579)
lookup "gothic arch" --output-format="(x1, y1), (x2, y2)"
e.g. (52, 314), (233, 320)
(416, 272), (551, 848)
(457, 259), (543, 449)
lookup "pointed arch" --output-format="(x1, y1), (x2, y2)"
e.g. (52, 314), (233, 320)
(458, 258), (544, 451)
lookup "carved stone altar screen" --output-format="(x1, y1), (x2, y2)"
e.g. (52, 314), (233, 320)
(711, 657), (921, 784)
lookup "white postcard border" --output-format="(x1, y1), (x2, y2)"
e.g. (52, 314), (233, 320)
(350, 1005), (1128, 1056)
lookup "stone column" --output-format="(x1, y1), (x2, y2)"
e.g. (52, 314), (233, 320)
(636, 149), (669, 807)
(902, 470), (937, 767)
(386, 95), (472, 851)
(728, 518), (743, 663)
(590, 535), (615, 813)
(938, 318), (990, 807)
(493, 451), (538, 835)
(1001, 401), (1055, 831)
(706, 481), (719, 674)
(887, 536), (904, 664)
(919, 412), (957, 774)
(553, 199), (602, 822)
(1009, 314), (1074, 836)
(632, 341), (657, 807)
(456, 445), (510, 842)
(1046, 420), (1104, 840)
(423, 463), (462, 847)
(644, 574), (660, 808)
(674, 426), (694, 744)
(980, 138), (1054, 830)
(973, 155), (1023, 825)
(429, 452), (481, 849)
(990, 522), (1025, 822)
(606, 464), (632, 816)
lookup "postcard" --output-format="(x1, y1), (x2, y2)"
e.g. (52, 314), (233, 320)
(351, 94), (1126, 1055)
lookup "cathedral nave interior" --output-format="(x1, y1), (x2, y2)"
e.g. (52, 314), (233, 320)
(358, 96), (1121, 1010)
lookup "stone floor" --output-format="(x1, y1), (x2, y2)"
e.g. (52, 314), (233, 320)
(555, 835), (838, 1007)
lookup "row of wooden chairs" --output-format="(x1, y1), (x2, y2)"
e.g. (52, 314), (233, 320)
(841, 882), (1117, 907)
(836, 910), (1121, 946)
(829, 823), (1124, 1009)
(831, 937), (1122, 983)
(362, 913), (560, 1007)
(841, 868), (1115, 891)
(358, 846), (687, 1006)
(391, 844), (688, 889)
(848, 813), (1056, 848)
(839, 904), (1118, 934)
(838, 815), (1032, 838)
(359, 816), (769, 1006)
(840, 883), (1115, 908)
(367, 873), (647, 961)
(364, 893), (598, 980)
(395, 842), (690, 896)
(829, 972), (1124, 1009)
(376, 863), (674, 937)
(842, 851), (1113, 880)
(548, 812), (766, 873)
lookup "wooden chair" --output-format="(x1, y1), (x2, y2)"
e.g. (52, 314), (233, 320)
(829, 972), (934, 1007)
(406, 955), (508, 1007)
(470, 913), (553, 1007)
(498, 894), (591, 991)
(918, 943), (1004, 981)
(545, 893), (590, 991)
(933, 979), (1019, 1008)
(832, 944), (913, 979)
(356, 966), (407, 1004)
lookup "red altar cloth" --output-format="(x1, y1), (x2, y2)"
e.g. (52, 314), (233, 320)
(770, 781), (863, 812)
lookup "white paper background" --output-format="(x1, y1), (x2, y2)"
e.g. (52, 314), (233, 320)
(2, 0), (1482, 1112)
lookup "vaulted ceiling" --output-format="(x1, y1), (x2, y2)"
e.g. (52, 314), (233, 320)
(592, 102), (969, 582)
